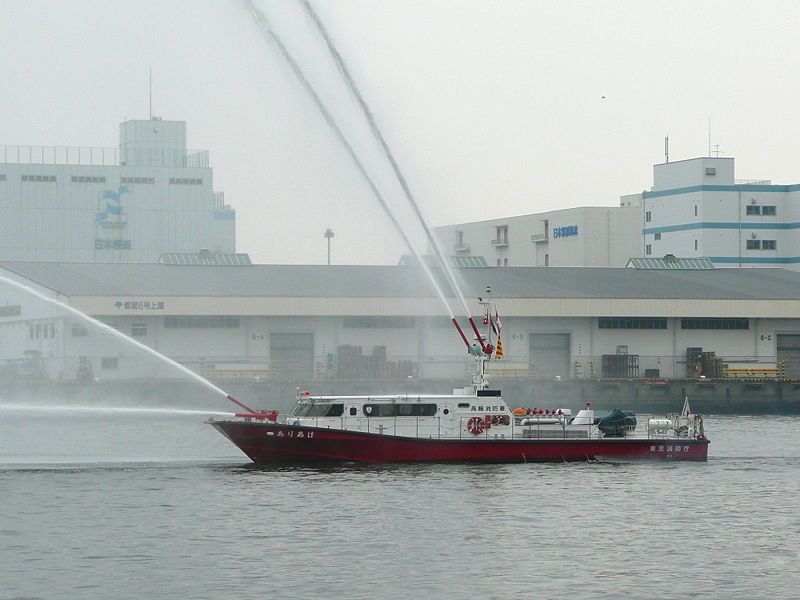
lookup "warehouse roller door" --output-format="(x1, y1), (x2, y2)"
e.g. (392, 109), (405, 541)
(270, 333), (314, 380)
(529, 333), (571, 379)
(777, 334), (800, 378)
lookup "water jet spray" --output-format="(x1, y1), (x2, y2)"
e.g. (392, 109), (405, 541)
(241, 0), (458, 321)
(299, 0), (475, 320)
(0, 274), (255, 413)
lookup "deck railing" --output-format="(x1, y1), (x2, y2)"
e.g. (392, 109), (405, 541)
(0, 144), (210, 167)
(285, 413), (702, 441)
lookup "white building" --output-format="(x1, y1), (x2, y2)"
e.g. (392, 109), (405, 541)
(0, 118), (235, 263)
(638, 156), (800, 269)
(2, 260), (800, 382)
(434, 204), (641, 267)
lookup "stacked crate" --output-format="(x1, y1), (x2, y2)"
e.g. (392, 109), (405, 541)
(601, 354), (639, 378)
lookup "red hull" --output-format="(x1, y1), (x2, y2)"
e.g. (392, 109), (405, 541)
(211, 421), (710, 463)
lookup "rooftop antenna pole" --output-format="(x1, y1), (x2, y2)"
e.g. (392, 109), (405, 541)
(708, 118), (711, 157)
(149, 66), (153, 120)
(324, 228), (334, 265)
(665, 134), (669, 163)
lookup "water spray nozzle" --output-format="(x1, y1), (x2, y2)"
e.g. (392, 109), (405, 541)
(226, 394), (258, 414)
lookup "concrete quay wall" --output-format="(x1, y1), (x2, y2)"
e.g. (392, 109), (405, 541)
(4, 378), (800, 415)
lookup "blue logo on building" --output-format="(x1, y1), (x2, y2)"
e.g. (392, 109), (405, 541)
(553, 225), (578, 238)
(96, 185), (130, 221)
(95, 185), (132, 249)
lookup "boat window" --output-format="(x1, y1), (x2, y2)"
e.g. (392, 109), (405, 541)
(305, 403), (344, 417)
(349, 407), (357, 416)
(457, 403), (470, 408)
(363, 403), (437, 417)
(363, 403), (396, 417)
(397, 404), (415, 416)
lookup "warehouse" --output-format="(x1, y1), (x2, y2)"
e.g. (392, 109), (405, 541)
(1, 258), (800, 383)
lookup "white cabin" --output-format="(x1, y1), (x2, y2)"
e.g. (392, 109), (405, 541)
(285, 391), (598, 440)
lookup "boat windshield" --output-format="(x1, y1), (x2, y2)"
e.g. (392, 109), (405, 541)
(292, 403), (344, 417)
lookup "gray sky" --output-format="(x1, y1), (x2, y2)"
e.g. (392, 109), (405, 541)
(2, 0), (799, 265)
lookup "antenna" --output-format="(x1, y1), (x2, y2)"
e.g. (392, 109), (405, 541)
(665, 134), (669, 163)
(149, 66), (153, 120)
(707, 118), (711, 157)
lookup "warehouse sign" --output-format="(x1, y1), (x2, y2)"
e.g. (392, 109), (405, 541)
(553, 225), (578, 238)
(96, 239), (132, 250)
(114, 300), (165, 310)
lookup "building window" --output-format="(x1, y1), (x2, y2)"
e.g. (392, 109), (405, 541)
(762, 240), (777, 250)
(21, 175), (56, 182)
(168, 177), (203, 185)
(0, 304), (21, 317)
(503, 258), (508, 267)
(164, 316), (240, 328)
(544, 253), (549, 266)
(654, 233), (661, 241)
(121, 177), (155, 184)
(761, 206), (776, 216)
(495, 225), (508, 244)
(497, 259), (502, 266)
(694, 205), (698, 216)
(71, 324), (88, 337)
(705, 167), (716, 176)
(455, 230), (464, 246)
(645, 244), (652, 255)
(599, 317), (667, 329)
(131, 322), (147, 337)
(343, 317), (415, 328)
(746, 205), (760, 216)
(71, 176), (106, 183)
(694, 239), (698, 251)
(681, 318), (749, 330)
(746, 239), (760, 250)
(101, 357), (119, 369)
(645, 211), (651, 222)
(97, 318), (120, 331)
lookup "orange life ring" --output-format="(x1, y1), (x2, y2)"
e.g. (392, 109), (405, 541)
(467, 416), (485, 435)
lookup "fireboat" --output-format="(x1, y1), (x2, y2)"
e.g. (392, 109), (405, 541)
(209, 291), (709, 463)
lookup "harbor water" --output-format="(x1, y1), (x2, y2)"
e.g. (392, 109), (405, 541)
(1, 410), (798, 599)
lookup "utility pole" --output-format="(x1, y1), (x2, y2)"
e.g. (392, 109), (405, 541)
(324, 228), (335, 265)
